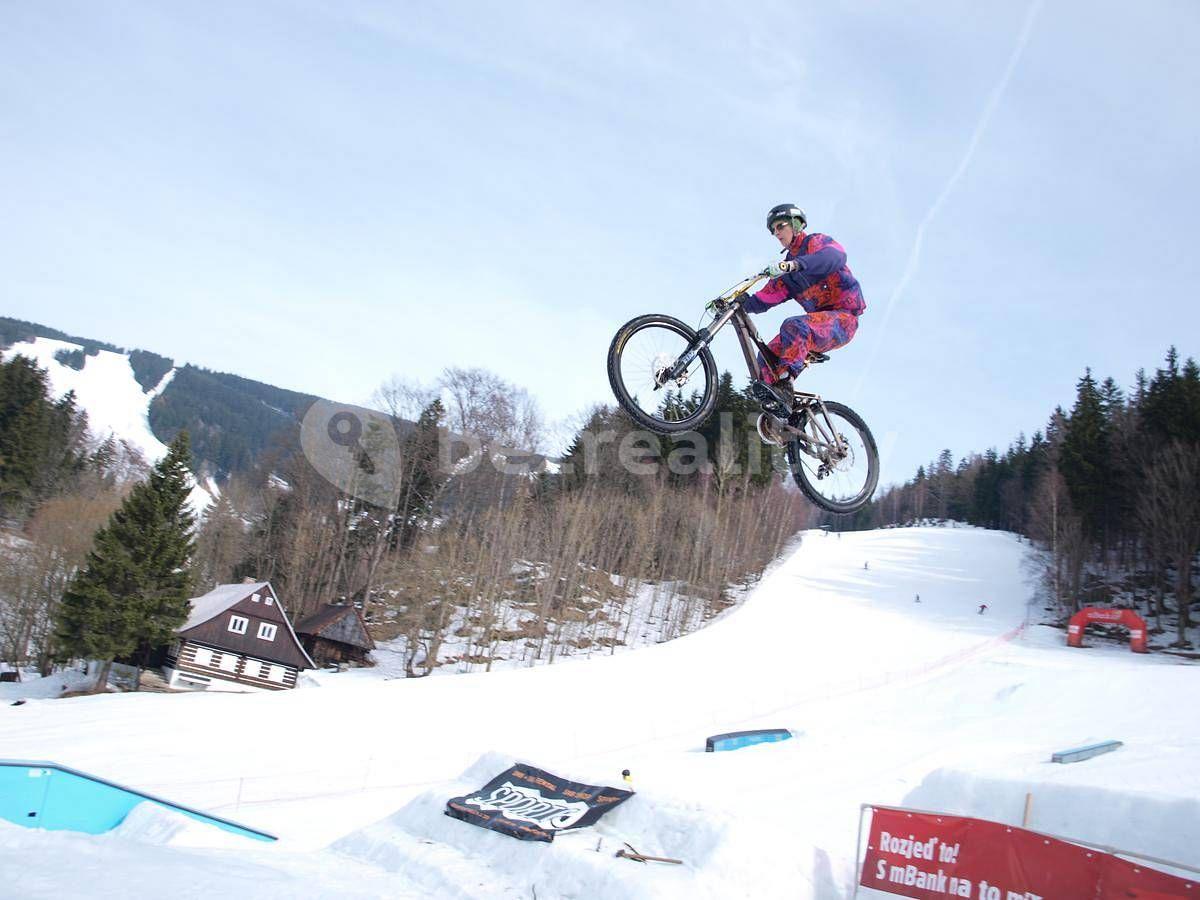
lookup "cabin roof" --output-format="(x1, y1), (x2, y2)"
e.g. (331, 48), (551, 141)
(182, 582), (271, 631)
(294, 604), (375, 650)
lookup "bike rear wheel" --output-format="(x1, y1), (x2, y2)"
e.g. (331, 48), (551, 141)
(785, 400), (878, 514)
(607, 314), (718, 434)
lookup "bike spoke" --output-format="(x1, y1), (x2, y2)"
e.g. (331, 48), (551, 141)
(618, 326), (704, 424)
(791, 412), (873, 505)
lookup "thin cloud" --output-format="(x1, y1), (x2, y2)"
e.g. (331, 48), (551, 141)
(854, 0), (1044, 397)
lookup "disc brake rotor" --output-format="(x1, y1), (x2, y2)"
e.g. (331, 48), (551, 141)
(652, 352), (689, 388)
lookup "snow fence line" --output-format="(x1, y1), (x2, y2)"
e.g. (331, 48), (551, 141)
(150, 617), (1032, 817)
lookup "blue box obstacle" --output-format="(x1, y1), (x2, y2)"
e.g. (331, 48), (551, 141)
(0, 759), (276, 841)
(1050, 740), (1123, 764)
(705, 728), (793, 752)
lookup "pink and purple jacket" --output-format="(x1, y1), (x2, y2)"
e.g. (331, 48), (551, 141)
(743, 232), (866, 316)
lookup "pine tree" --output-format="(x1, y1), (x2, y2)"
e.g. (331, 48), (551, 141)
(395, 398), (447, 548)
(0, 356), (88, 517)
(1060, 368), (1110, 542)
(55, 432), (197, 691)
(1141, 347), (1191, 442)
(695, 372), (775, 493)
(1180, 357), (1200, 443)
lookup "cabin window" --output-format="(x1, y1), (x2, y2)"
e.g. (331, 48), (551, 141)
(228, 615), (248, 634)
(264, 595), (275, 607)
(192, 646), (213, 667)
(217, 653), (237, 672)
(267, 665), (286, 683)
(250, 593), (260, 603)
(243, 659), (261, 678)
(257, 623), (277, 641)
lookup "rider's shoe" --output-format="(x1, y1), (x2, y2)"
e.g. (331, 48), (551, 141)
(750, 377), (795, 418)
(772, 376), (795, 409)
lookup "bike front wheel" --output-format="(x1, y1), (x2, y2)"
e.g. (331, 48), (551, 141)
(607, 314), (718, 434)
(785, 400), (879, 514)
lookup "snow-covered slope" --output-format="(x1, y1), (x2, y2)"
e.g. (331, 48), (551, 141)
(1, 527), (1196, 898)
(0, 336), (213, 510)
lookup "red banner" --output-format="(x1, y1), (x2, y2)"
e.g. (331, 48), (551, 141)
(859, 807), (1197, 899)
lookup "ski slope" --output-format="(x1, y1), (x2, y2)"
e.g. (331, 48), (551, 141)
(0, 337), (214, 510)
(1, 527), (1196, 898)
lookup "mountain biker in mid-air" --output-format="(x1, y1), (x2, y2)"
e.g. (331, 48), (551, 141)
(606, 204), (880, 511)
(746, 204), (866, 440)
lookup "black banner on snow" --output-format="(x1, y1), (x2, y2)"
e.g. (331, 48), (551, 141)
(445, 763), (634, 843)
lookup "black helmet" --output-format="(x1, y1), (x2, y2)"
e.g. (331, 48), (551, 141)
(767, 203), (806, 233)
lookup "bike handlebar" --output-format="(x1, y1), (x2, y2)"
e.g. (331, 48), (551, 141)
(706, 262), (802, 314)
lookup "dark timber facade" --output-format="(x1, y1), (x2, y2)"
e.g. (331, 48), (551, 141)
(294, 604), (376, 667)
(163, 582), (315, 691)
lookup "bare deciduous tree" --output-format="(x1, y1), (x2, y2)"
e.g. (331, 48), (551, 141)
(1138, 441), (1200, 647)
(439, 366), (544, 452)
(0, 489), (125, 672)
(1027, 469), (1086, 614)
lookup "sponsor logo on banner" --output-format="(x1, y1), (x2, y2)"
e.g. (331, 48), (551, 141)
(462, 781), (589, 830)
(446, 764), (634, 842)
(859, 806), (1198, 899)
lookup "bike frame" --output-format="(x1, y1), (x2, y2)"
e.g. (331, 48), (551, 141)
(671, 273), (850, 461)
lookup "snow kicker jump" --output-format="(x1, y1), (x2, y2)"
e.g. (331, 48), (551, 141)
(445, 763), (633, 843)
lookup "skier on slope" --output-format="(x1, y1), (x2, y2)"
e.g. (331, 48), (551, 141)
(744, 204), (866, 442)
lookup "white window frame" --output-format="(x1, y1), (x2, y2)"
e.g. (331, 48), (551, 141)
(243, 659), (261, 679)
(192, 646), (213, 667)
(217, 652), (237, 672)
(257, 622), (277, 641)
(264, 594), (274, 607)
(228, 615), (248, 634)
(250, 593), (260, 603)
(267, 664), (286, 683)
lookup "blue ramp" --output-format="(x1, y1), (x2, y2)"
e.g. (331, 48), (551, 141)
(706, 728), (793, 752)
(0, 759), (276, 842)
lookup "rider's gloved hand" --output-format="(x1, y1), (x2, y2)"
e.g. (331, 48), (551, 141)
(765, 260), (800, 278)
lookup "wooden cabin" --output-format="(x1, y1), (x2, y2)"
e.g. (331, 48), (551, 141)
(163, 582), (315, 691)
(293, 604), (375, 667)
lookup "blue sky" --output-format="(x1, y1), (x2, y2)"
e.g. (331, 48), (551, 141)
(3, 1), (1198, 486)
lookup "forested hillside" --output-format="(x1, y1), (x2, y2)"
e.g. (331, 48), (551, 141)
(148, 365), (318, 477)
(845, 347), (1200, 647)
(2, 339), (809, 678)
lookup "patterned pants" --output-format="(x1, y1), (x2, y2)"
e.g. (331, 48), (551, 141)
(758, 311), (860, 382)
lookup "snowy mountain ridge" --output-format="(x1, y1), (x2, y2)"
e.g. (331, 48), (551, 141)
(1, 317), (330, 485)
(0, 336), (217, 510)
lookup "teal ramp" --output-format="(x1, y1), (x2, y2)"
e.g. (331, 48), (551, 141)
(0, 760), (276, 842)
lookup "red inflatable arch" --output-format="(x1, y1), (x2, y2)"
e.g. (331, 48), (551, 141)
(1067, 607), (1147, 653)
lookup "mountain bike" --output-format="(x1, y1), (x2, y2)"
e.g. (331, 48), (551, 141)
(606, 271), (879, 513)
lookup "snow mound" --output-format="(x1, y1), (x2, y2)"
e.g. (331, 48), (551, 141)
(904, 767), (1200, 870)
(109, 802), (196, 844)
(332, 751), (723, 899)
(91, 802), (256, 850)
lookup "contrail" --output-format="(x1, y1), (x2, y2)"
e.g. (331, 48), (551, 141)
(853, 0), (1044, 396)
